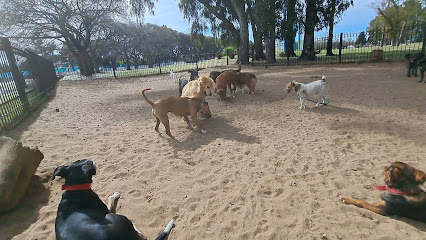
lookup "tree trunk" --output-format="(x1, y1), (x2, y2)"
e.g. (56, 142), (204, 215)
(326, 0), (336, 56)
(124, 53), (131, 70)
(252, 28), (265, 60)
(75, 50), (95, 76)
(300, 0), (317, 60)
(284, 0), (297, 57)
(264, 31), (276, 63)
(231, 0), (249, 64)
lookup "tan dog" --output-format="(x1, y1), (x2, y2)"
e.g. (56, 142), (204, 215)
(235, 72), (257, 94)
(142, 89), (207, 140)
(181, 75), (215, 101)
(215, 71), (237, 101)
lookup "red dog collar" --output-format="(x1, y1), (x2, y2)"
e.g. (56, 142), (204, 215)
(376, 185), (409, 195)
(62, 183), (91, 191)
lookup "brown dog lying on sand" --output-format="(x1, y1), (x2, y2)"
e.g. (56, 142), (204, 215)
(181, 75), (215, 101)
(235, 72), (257, 94)
(215, 71), (237, 101)
(142, 88), (210, 140)
(209, 65), (241, 83)
(341, 161), (426, 222)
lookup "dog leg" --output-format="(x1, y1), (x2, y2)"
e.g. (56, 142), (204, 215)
(154, 117), (161, 135)
(132, 224), (147, 240)
(106, 192), (121, 213)
(299, 97), (306, 109)
(341, 197), (386, 215)
(183, 116), (193, 130)
(190, 112), (206, 134)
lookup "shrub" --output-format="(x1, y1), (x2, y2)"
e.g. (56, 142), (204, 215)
(222, 46), (236, 58)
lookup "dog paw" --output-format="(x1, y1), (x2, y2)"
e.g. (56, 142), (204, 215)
(340, 196), (351, 204)
(109, 192), (121, 200)
(174, 137), (181, 142)
(200, 129), (207, 134)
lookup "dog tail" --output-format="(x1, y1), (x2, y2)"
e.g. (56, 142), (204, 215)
(141, 88), (155, 107)
(154, 219), (174, 240)
(321, 75), (326, 82)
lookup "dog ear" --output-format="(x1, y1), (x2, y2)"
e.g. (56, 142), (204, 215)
(413, 169), (426, 184)
(52, 166), (68, 180)
(82, 164), (96, 176)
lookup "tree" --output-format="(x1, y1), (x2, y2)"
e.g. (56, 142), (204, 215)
(278, 0), (301, 57)
(369, 0), (424, 46)
(300, 0), (322, 60)
(179, 0), (250, 64)
(355, 31), (367, 46)
(255, 0), (281, 63)
(0, 0), (156, 76)
(247, 0), (266, 60)
(324, 0), (352, 56)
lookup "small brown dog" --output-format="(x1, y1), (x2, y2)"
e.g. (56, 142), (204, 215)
(142, 88), (209, 139)
(181, 75), (215, 101)
(215, 71), (238, 101)
(341, 161), (426, 222)
(235, 72), (257, 94)
(209, 65), (241, 83)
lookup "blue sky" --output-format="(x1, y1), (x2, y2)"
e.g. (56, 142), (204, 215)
(144, 0), (378, 36)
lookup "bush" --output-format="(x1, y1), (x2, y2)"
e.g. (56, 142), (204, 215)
(222, 46), (236, 58)
(279, 52), (286, 58)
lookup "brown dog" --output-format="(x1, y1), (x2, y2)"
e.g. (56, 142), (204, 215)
(209, 65), (241, 83)
(235, 72), (257, 94)
(341, 161), (426, 222)
(181, 75), (215, 101)
(142, 89), (208, 139)
(215, 71), (238, 101)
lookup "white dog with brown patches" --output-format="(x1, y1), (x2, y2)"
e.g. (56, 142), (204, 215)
(285, 76), (328, 109)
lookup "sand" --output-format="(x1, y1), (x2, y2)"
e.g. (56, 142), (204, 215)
(1, 62), (425, 240)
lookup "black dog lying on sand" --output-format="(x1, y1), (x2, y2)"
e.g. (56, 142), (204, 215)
(405, 52), (426, 82)
(53, 159), (173, 240)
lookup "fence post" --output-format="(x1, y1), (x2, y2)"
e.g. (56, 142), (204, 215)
(251, 45), (254, 64)
(422, 24), (426, 54)
(158, 55), (162, 74)
(338, 33), (343, 64)
(195, 52), (199, 70)
(111, 57), (117, 79)
(0, 38), (30, 113)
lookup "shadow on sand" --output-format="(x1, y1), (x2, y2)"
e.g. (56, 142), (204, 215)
(0, 174), (51, 240)
(168, 116), (261, 154)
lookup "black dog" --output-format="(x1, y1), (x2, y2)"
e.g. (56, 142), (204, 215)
(178, 76), (189, 96)
(188, 69), (199, 81)
(405, 53), (421, 77)
(417, 52), (426, 82)
(52, 159), (173, 240)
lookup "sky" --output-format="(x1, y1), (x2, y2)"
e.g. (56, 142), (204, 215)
(144, 0), (378, 36)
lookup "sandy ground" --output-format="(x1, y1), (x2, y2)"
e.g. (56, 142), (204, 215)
(1, 62), (425, 240)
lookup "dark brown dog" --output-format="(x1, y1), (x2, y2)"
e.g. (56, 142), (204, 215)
(209, 65), (241, 83)
(215, 71), (237, 101)
(235, 72), (257, 94)
(341, 162), (426, 222)
(142, 88), (208, 139)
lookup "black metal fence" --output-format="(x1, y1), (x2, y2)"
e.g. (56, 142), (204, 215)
(54, 25), (425, 80)
(0, 38), (58, 133)
(269, 25), (425, 65)
(58, 52), (232, 80)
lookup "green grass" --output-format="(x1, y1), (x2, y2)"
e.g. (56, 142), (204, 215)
(275, 42), (423, 64)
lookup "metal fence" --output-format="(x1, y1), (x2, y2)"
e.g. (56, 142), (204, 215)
(55, 25), (426, 80)
(58, 52), (232, 81)
(0, 38), (58, 133)
(270, 25), (425, 65)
